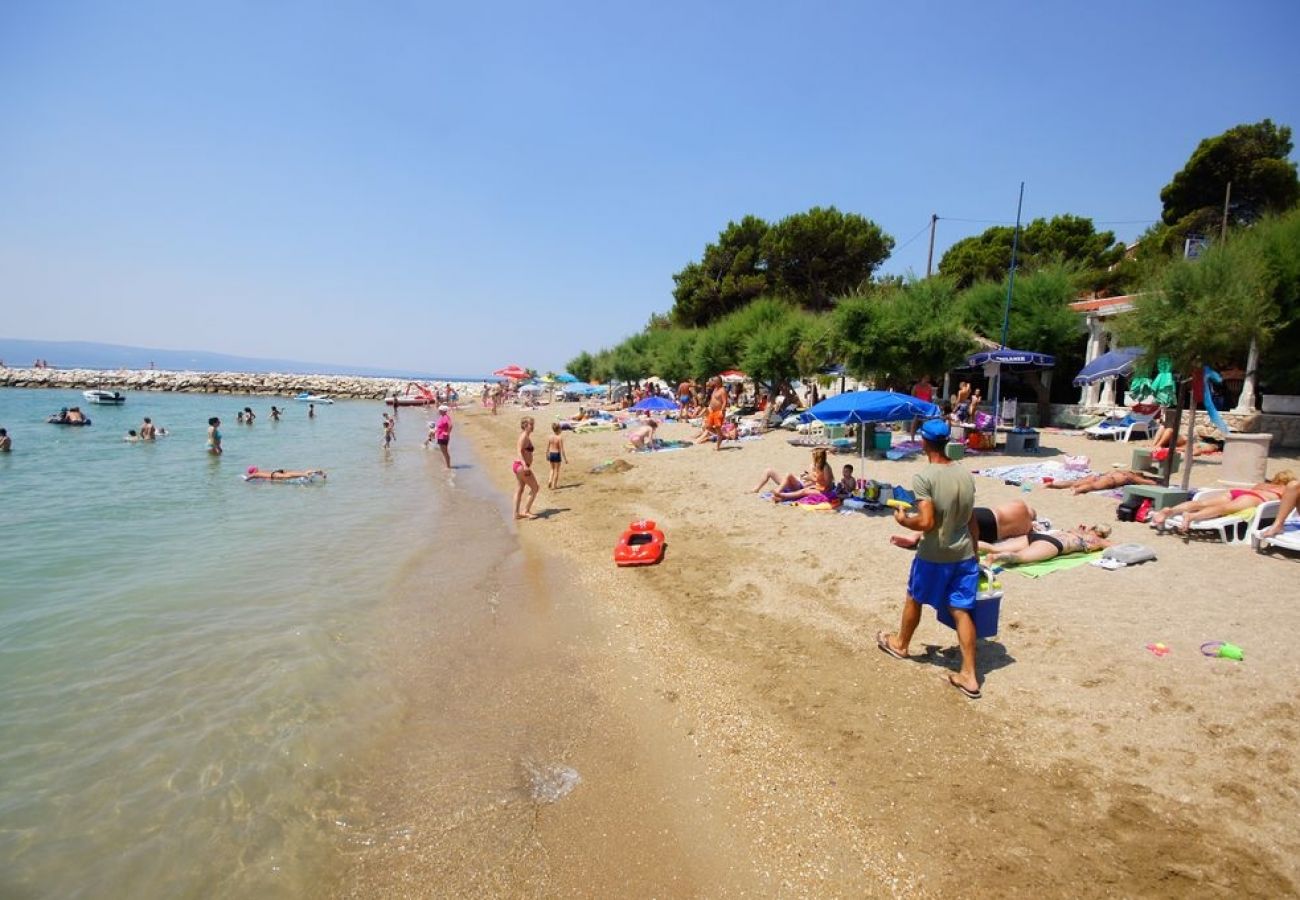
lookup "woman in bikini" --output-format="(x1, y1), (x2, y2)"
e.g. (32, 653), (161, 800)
(752, 447), (836, 503)
(513, 416), (540, 519)
(1150, 470), (1295, 533)
(1259, 478), (1300, 539)
(545, 422), (567, 489)
(1045, 469), (1160, 495)
(982, 524), (1112, 566)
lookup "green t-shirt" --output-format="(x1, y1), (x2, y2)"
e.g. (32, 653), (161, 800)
(912, 462), (976, 563)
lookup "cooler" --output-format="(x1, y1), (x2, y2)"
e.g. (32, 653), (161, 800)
(872, 430), (892, 451)
(935, 589), (1002, 638)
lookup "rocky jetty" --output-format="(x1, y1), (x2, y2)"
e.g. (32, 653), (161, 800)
(0, 367), (483, 400)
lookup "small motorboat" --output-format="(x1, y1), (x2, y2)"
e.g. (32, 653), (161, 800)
(83, 389), (126, 405)
(614, 519), (666, 567)
(294, 392), (334, 404)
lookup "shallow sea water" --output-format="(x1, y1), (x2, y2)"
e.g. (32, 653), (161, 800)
(0, 387), (525, 898)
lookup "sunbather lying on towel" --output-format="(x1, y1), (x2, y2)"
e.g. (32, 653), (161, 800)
(1045, 469), (1159, 494)
(1151, 471), (1295, 533)
(891, 499), (1037, 549)
(1259, 478), (1300, 539)
(982, 524), (1112, 566)
(753, 447), (835, 503)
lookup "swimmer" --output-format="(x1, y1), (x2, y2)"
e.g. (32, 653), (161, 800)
(382, 413), (395, 448)
(139, 417), (156, 440)
(0, 427), (10, 452)
(207, 417), (222, 455)
(269, 406), (282, 421)
(245, 466), (326, 481)
(124, 429), (140, 442)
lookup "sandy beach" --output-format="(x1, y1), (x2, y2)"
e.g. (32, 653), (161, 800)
(361, 401), (1300, 897)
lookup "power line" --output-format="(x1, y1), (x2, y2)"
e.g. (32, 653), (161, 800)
(892, 220), (934, 253)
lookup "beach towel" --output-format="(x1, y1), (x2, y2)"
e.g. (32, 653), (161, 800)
(1006, 551), (1103, 578)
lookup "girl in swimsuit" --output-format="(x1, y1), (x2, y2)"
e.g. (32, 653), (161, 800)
(982, 524), (1112, 566)
(514, 416), (540, 519)
(545, 422), (567, 489)
(206, 417), (222, 455)
(752, 448), (836, 502)
(1150, 470), (1294, 533)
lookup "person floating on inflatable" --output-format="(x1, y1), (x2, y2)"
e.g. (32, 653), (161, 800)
(244, 466), (326, 482)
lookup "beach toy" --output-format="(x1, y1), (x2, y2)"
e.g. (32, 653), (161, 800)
(885, 499), (912, 511)
(614, 520), (666, 567)
(1145, 642), (1170, 657)
(1200, 641), (1244, 661)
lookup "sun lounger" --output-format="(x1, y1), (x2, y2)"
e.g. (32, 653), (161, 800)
(1251, 500), (1300, 556)
(1154, 489), (1257, 544)
(1084, 411), (1157, 442)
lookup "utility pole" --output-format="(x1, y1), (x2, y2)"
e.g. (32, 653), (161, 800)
(1220, 181), (1232, 242)
(989, 183), (1024, 444)
(925, 214), (938, 278)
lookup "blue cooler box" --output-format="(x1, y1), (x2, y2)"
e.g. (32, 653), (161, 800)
(936, 590), (1002, 638)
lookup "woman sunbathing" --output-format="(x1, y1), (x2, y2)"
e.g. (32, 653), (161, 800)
(982, 524), (1112, 566)
(1045, 469), (1160, 494)
(1150, 470), (1295, 533)
(752, 447), (835, 502)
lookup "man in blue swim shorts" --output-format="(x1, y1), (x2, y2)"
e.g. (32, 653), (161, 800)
(877, 419), (983, 699)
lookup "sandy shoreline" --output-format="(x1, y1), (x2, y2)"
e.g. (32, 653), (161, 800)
(336, 401), (1300, 896)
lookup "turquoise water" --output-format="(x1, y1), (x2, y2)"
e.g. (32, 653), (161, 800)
(0, 388), (514, 898)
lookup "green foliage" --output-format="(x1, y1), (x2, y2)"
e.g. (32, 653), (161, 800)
(762, 206), (895, 311)
(670, 216), (771, 327)
(566, 350), (596, 383)
(958, 265), (1083, 360)
(938, 214), (1125, 292)
(1115, 230), (1278, 376)
(669, 207), (894, 325)
(1252, 209), (1300, 392)
(1160, 119), (1300, 230)
(830, 278), (975, 386)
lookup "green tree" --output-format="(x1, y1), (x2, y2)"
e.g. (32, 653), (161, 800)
(938, 215), (1124, 291)
(763, 206), (894, 311)
(566, 350), (596, 383)
(1160, 120), (1300, 236)
(669, 216), (771, 327)
(1252, 209), (1300, 393)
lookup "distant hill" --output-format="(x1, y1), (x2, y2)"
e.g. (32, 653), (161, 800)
(0, 338), (483, 381)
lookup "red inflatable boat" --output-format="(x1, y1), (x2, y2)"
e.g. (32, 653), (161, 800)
(614, 520), (666, 567)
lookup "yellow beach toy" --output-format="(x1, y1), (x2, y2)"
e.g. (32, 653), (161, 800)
(885, 498), (913, 511)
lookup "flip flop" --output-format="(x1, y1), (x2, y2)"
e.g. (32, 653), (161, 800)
(948, 674), (981, 700)
(876, 631), (907, 661)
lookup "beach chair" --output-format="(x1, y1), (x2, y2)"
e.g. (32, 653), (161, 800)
(1154, 489), (1257, 544)
(1251, 501), (1300, 556)
(1084, 411), (1157, 442)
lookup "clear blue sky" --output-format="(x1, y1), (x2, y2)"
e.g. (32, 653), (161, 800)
(2, 1), (1297, 376)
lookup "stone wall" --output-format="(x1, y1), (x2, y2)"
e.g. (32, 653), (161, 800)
(1045, 403), (1300, 449)
(0, 367), (478, 400)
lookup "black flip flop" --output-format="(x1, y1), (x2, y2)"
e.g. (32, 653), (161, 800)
(948, 674), (981, 700)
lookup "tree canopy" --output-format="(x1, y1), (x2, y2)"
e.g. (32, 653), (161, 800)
(1160, 119), (1300, 234)
(937, 214), (1125, 291)
(670, 207), (893, 326)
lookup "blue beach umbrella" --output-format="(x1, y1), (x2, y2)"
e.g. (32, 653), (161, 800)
(1073, 347), (1144, 386)
(555, 372), (581, 383)
(629, 395), (680, 412)
(801, 390), (939, 425)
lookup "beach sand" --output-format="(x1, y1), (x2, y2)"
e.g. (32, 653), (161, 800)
(349, 403), (1300, 896)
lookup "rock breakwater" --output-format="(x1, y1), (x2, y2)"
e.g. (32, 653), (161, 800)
(0, 367), (484, 400)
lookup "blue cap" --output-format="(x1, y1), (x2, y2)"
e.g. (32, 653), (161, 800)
(919, 419), (950, 443)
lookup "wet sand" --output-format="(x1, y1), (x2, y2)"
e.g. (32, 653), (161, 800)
(346, 404), (1300, 897)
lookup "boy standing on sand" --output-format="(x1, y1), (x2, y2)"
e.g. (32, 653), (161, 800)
(877, 419), (983, 699)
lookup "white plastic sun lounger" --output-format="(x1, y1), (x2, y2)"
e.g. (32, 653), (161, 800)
(1251, 500), (1300, 556)
(1153, 489), (1258, 544)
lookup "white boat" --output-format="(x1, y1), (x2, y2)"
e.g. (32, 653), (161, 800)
(294, 392), (334, 404)
(83, 390), (126, 405)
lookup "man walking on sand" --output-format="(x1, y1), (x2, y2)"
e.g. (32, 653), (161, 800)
(877, 419), (983, 699)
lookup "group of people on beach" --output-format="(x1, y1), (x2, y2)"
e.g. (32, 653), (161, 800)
(511, 417), (567, 519)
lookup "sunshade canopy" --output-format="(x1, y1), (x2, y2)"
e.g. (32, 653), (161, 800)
(802, 390), (940, 425)
(630, 396), (680, 412)
(1073, 347), (1144, 386)
(966, 348), (1055, 368)
(494, 365), (529, 380)
(555, 372), (580, 383)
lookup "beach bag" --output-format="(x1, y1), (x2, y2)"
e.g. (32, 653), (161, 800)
(1115, 496), (1142, 522)
(1135, 498), (1154, 524)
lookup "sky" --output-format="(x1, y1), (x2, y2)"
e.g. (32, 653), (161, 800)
(2, 1), (1298, 377)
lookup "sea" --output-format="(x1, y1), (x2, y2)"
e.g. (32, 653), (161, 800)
(0, 387), (587, 898)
